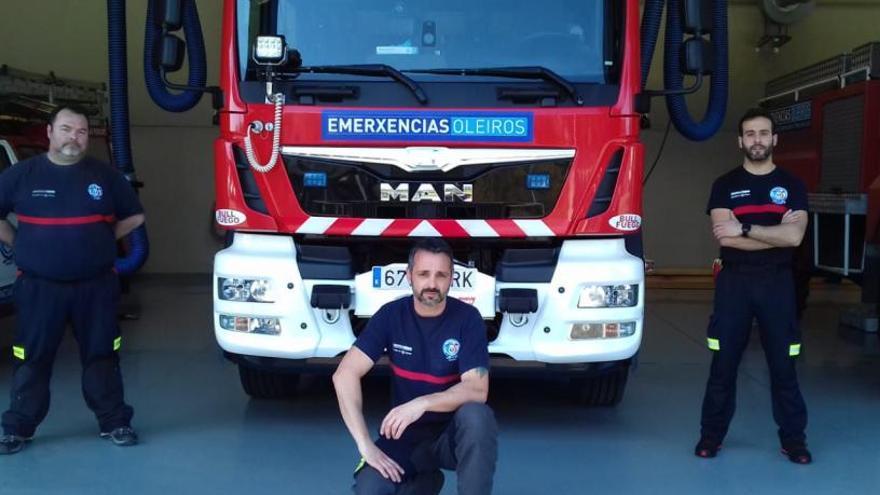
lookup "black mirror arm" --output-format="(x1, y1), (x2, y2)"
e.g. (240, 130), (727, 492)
(643, 73), (704, 97)
(160, 70), (224, 109)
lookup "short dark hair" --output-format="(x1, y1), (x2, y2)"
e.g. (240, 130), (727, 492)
(48, 105), (91, 127)
(738, 107), (775, 136)
(407, 238), (454, 271)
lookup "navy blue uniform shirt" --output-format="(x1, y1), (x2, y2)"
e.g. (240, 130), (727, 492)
(355, 296), (489, 466)
(707, 166), (808, 265)
(0, 155), (143, 281)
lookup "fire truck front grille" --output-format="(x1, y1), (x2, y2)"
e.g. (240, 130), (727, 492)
(282, 156), (572, 220)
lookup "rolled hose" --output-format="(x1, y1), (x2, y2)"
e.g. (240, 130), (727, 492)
(143, 0), (207, 112)
(663, 0), (728, 141)
(108, 0), (149, 275)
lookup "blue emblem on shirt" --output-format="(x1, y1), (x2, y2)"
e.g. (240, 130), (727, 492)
(442, 339), (460, 361)
(769, 186), (788, 205)
(88, 183), (103, 200)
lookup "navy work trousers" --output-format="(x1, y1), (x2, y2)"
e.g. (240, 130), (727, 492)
(700, 263), (808, 444)
(2, 272), (133, 437)
(354, 402), (498, 495)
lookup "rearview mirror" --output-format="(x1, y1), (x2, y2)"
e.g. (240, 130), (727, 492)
(161, 0), (183, 31)
(160, 34), (185, 72)
(682, 0), (712, 35)
(683, 38), (714, 75)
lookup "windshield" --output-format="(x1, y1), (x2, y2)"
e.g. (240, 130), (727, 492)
(238, 0), (614, 84)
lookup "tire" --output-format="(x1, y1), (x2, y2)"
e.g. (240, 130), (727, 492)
(238, 364), (300, 399)
(571, 364), (629, 407)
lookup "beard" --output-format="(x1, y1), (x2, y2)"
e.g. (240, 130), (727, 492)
(416, 288), (446, 308)
(59, 142), (84, 158)
(743, 143), (772, 162)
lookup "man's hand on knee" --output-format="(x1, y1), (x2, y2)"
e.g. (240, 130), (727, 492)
(362, 442), (405, 483)
(380, 398), (427, 440)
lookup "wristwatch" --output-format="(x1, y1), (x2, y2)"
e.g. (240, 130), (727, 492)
(741, 223), (752, 237)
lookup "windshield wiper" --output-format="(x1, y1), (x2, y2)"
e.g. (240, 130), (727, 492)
(286, 64), (428, 105)
(406, 66), (583, 106)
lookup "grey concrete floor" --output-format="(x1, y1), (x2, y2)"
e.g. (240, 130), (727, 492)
(0, 275), (879, 494)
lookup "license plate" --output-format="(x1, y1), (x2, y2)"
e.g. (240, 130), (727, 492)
(371, 263), (476, 291)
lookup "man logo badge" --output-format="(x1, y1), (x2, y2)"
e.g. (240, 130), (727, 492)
(88, 183), (103, 200)
(442, 339), (460, 361)
(380, 183), (473, 202)
(770, 186), (788, 205)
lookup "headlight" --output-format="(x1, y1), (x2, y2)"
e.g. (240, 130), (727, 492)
(218, 277), (275, 303)
(577, 284), (638, 308)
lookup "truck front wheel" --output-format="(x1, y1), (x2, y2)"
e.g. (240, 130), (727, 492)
(238, 365), (300, 399)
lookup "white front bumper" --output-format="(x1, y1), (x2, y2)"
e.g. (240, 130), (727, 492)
(214, 234), (644, 364)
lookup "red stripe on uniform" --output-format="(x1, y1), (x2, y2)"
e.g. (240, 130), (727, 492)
(430, 220), (470, 238)
(732, 204), (788, 216)
(16, 214), (115, 225)
(381, 219), (422, 237)
(324, 218), (366, 236)
(390, 363), (460, 385)
(486, 219), (527, 237)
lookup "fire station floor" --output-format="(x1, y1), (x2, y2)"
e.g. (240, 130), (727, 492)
(0, 275), (878, 494)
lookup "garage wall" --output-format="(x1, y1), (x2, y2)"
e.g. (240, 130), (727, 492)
(1, 1), (878, 273)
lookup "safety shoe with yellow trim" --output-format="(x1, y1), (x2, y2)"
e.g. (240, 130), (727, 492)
(0, 434), (32, 455)
(781, 442), (812, 464)
(694, 437), (721, 458)
(100, 426), (139, 446)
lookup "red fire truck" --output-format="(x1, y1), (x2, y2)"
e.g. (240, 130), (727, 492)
(148, 0), (727, 405)
(763, 42), (880, 330)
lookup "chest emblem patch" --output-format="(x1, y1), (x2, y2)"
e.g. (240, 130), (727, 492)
(88, 183), (103, 200)
(769, 186), (788, 205)
(442, 339), (460, 361)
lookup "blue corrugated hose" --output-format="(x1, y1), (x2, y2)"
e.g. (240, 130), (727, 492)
(664, 0), (728, 141)
(108, 0), (149, 275)
(640, 0), (665, 91)
(143, 0), (207, 112)
(641, 0), (729, 142)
